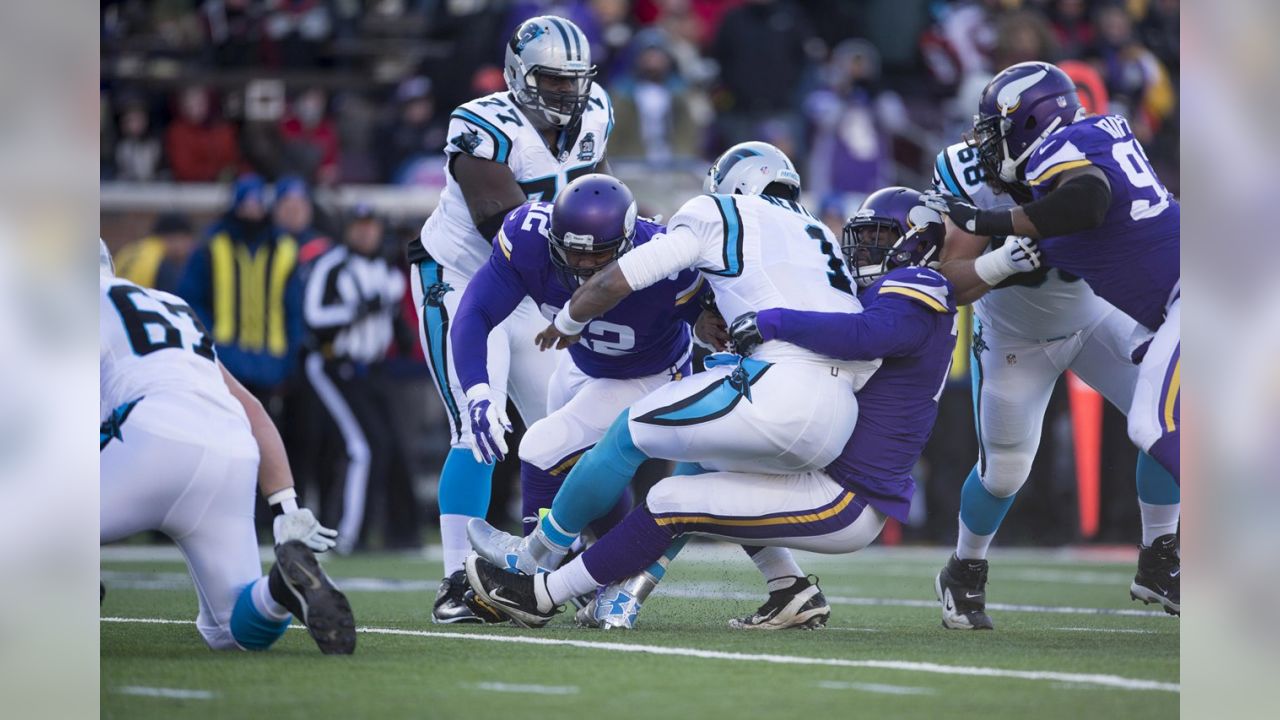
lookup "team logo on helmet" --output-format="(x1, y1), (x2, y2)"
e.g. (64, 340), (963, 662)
(513, 23), (545, 55)
(996, 67), (1047, 115)
(578, 132), (595, 161)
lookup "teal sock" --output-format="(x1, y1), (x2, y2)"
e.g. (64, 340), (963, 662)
(543, 410), (647, 544)
(438, 447), (494, 517)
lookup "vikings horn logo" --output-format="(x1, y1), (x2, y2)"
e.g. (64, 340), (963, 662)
(577, 132), (596, 161)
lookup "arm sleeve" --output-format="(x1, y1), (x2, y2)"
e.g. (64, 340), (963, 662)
(450, 250), (530, 392)
(303, 253), (357, 330)
(756, 297), (935, 361)
(1021, 173), (1112, 236)
(616, 225), (705, 291)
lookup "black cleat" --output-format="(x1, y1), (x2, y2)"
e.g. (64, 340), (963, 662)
(464, 554), (561, 629)
(1130, 533), (1180, 616)
(729, 575), (831, 630)
(432, 570), (503, 624)
(936, 554), (995, 630)
(269, 541), (357, 654)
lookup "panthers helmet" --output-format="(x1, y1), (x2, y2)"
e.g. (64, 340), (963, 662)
(842, 187), (944, 288)
(703, 141), (801, 199)
(99, 238), (114, 277)
(971, 61), (1085, 184)
(505, 16), (596, 129)
(549, 174), (637, 288)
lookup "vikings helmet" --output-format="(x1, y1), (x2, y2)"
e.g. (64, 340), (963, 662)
(549, 174), (637, 288)
(99, 238), (115, 277)
(842, 187), (945, 288)
(504, 16), (596, 129)
(703, 141), (801, 200)
(971, 61), (1085, 184)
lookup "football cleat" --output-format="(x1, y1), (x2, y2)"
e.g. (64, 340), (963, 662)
(576, 571), (660, 630)
(432, 570), (503, 624)
(467, 517), (566, 576)
(1130, 533), (1180, 616)
(935, 554), (994, 630)
(464, 553), (560, 628)
(270, 540), (357, 654)
(729, 575), (831, 630)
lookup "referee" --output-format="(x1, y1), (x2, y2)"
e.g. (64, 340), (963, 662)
(304, 204), (406, 553)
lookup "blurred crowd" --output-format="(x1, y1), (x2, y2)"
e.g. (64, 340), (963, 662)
(101, 0), (1180, 550)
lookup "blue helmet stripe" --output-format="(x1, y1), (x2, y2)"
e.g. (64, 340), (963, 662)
(451, 108), (512, 164)
(547, 17), (574, 60)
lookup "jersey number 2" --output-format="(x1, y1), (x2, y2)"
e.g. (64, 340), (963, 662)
(109, 285), (215, 361)
(806, 225), (854, 295)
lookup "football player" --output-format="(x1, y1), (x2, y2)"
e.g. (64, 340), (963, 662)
(406, 15), (617, 622)
(100, 240), (355, 654)
(924, 61), (1181, 623)
(443, 174), (712, 620)
(463, 142), (881, 625)
(464, 189), (960, 629)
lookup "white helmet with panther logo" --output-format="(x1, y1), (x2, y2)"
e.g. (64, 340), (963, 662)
(504, 16), (596, 129)
(704, 141), (802, 199)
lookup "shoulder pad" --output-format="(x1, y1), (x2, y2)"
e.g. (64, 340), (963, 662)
(932, 141), (979, 203)
(876, 267), (954, 313)
(1024, 121), (1107, 188)
(496, 202), (553, 261)
(447, 93), (524, 164)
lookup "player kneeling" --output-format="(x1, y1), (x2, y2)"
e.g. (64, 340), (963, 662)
(100, 240), (355, 654)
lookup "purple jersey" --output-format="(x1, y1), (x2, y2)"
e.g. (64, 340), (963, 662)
(1025, 114), (1179, 330)
(756, 267), (957, 522)
(452, 202), (706, 391)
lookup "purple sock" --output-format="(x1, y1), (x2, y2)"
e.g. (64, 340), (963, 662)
(1149, 432), (1181, 484)
(581, 504), (676, 586)
(588, 485), (634, 539)
(521, 461), (563, 536)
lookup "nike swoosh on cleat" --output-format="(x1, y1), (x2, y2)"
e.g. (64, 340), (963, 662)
(1169, 569), (1180, 578)
(964, 591), (982, 600)
(488, 588), (518, 608)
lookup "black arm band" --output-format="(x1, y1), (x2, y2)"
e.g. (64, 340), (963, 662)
(1022, 174), (1112, 236)
(974, 209), (1015, 237)
(475, 208), (516, 242)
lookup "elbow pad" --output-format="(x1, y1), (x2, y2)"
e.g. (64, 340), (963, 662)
(1022, 175), (1112, 236)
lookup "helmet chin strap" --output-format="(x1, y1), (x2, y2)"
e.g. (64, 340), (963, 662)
(1000, 116), (1064, 182)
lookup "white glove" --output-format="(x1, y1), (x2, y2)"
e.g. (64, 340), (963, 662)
(973, 235), (1043, 286)
(465, 384), (512, 465)
(273, 507), (338, 552)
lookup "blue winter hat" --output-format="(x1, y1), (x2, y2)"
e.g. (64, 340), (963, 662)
(275, 174), (310, 201)
(231, 174), (266, 209)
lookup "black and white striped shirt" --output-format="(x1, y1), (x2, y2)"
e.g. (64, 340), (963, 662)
(304, 246), (406, 364)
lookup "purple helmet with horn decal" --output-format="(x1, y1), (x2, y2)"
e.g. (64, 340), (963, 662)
(842, 187), (945, 288)
(549, 174), (638, 288)
(971, 61), (1085, 184)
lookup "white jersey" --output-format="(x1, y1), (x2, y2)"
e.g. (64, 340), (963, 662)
(618, 193), (878, 380)
(933, 141), (1110, 340)
(412, 84), (615, 277)
(100, 274), (244, 429)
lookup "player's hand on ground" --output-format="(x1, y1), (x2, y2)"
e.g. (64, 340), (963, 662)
(693, 307), (729, 351)
(921, 190), (982, 234)
(273, 507), (339, 552)
(466, 390), (512, 464)
(728, 312), (764, 356)
(998, 235), (1043, 274)
(535, 322), (580, 351)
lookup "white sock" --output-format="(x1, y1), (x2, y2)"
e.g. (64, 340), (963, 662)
(956, 519), (996, 561)
(1139, 501), (1180, 546)
(440, 514), (472, 577)
(545, 555), (599, 606)
(750, 546), (805, 591)
(251, 575), (291, 622)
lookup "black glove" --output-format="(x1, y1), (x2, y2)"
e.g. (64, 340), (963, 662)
(728, 312), (763, 356)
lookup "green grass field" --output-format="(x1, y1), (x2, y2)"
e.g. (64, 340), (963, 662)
(101, 544), (1178, 719)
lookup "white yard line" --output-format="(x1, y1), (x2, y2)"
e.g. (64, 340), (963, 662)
(1051, 627), (1161, 634)
(816, 680), (936, 695)
(100, 617), (1178, 694)
(99, 572), (1171, 618)
(470, 682), (579, 695)
(115, 685), (216, 700)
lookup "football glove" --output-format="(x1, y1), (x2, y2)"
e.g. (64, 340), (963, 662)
(921, 190), (1013, 236)
(273, 507), (338, 553)
(466, 384), (512, 465)
(728, 312), (764, 356)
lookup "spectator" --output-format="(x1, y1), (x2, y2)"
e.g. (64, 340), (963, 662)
(165, 86), (241, 182)
(273, 175), (333, 266)
(303, 205), (408, 553)
(1092, 2), (1176, 142)
(1049, 0), (1095, 58)
(608, 29), (708, 165)
(378, 77), (447, 184)
(114, 212), (197, 294)
(262, 0), (333, 68)
(994, 10), (1059, 69)
(803, 39), (908, 201)
(176, 174), (306, 401)
(280, 87), (340, 185)
(203, 0), (265, 67)
(114, 99), (164, 182)
(710, 0), (818, 152)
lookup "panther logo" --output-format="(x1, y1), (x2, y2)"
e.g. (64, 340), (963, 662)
(512, 23), (545, 55)
(450, 126), (482, 155)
